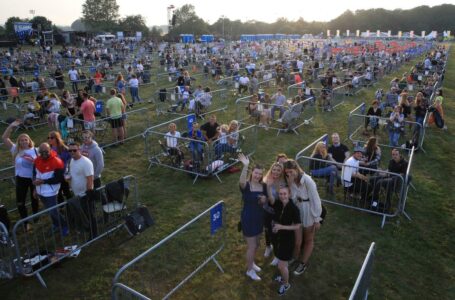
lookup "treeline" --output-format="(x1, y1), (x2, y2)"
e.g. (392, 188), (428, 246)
(169, 4), (455, 39)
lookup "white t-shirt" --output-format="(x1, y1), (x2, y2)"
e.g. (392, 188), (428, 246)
(165, 131), (181, 148)
(10, 145), (37, 178)
(69, 156), (94, 196)
(48, 98), (61, 113)
(129, 78), (139, 88)
(68, 69), (78, 81)
(342, 156), (359, 187)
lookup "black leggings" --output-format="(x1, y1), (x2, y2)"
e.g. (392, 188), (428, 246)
(15, 176), (39, 222)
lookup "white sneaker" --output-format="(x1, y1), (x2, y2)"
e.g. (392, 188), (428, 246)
(264, 245), (273, 257)
(253, 263), (262, 272)
(246, 269), (261, 281)
(270, 257), (279, 266)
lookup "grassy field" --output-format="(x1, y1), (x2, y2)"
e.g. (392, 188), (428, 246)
(0, 44), (454, 300)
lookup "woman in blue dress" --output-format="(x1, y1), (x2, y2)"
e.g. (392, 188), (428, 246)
(238, 153), (268, 281)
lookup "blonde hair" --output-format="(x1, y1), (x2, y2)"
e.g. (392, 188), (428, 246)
(263, 162), (284, 183)
(311, 141), (327, 158)
(13, 133), (34, 158)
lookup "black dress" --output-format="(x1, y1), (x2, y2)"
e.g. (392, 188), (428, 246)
(272, 200), (301, 261)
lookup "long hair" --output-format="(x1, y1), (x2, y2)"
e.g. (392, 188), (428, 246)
(311, 141), (327, 158)
(365, 137), (377, 156)
(283, 159), (304, 184)
(48, 131), (67, 154)
(263, 162), (284, 183)
(13, 133), (34, 158)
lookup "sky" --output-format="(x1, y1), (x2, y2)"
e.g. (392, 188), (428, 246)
(1, 0), (454, 27)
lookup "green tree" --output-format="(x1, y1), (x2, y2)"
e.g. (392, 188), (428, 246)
(118, 15), (149, 35)
(149, 26), (163, 40)
(0, 25), (5, 36)
(30, 16), (53, 31)
(82, 0), (119, 32)
(5, 17), (24, 37)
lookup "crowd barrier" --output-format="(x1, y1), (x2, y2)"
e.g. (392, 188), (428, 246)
(154, 88), (228, 116)
(295, 134), (414, 228)
(4, 175), (139, 287)
(348, 103), (424, 151)
(144, 113), (257, 184)
(349, 242), (376, 300)
(66, 107), (151, 148)
(112, 201), (225, 300)
(0, 221), (14, 279)
(235, 95), (314, 135)
(0, 166), (17, 214)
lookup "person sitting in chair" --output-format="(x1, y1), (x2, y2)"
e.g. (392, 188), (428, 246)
(309, 142), (338, 194)
(341, 146), (371, 199)
(370, 148), (408, 210)
(364, 100), (382, 136)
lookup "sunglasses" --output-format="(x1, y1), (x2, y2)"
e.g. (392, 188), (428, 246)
(68, 149), (79, 153)
(39, 151), (49, 154)
(47, 136), (55, 139)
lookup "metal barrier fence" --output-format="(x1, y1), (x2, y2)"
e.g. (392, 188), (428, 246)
(0, 166), (17, 214)
(235, 95), (314, 135)
(0, 102), (22, 126)
(348, 103), (424, 151)
(0, 221), (14, 279)
(7, 175), (139, 287)
(349, 242), (376, 300)
(144, 114), (257, 184)
(154, 88), (229, 116)
(112, 200), (225, 300)
(295, 134), (414, 228)
(66, 107), (151, 148)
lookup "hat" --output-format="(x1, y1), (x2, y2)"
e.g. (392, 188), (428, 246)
(353, 146), (365, 153)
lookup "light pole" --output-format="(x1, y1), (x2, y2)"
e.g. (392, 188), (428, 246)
(221, 15), (225, 40)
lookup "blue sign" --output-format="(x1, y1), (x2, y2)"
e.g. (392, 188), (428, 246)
(34, 70), (39, 77)
(210, 202), (223, 235)
(89, 66), (96, 74)
(187, 114), (195, 131)
(1, 67), (7, 75)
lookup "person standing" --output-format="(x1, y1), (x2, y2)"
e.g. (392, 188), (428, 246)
(33, 143), (68, 235)
(283, 159), (322, 276)
(128, 74), (142, 104)
(271, 186), (301, 296)
(271, 88), (287, 120)
(80, 130), (104, 189)
(106, 89), (125, 144)
(2, 120), (39, 231)
(68, 65), (79, 93)
(238, 153), (268, 281)
(67, 142), (96, 238)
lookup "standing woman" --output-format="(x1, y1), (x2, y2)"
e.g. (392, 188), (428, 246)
(47, 131), (72, 203)
(283, 159), (322, 276)
(263, 162), (286, 262)
(2, 120), (39, 230)
(238, 153), (268, 281)
(115, 73), (126, 96)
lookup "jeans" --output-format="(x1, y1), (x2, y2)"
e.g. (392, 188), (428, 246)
(39, 195), (66, 229)
(130, 87), (141, 103)
(311, 165), (338, 193)
(389, 129), (401, 147)
(271, 105), (285, 120)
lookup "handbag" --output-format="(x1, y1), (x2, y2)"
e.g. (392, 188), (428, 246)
(124, 206), (154, 236)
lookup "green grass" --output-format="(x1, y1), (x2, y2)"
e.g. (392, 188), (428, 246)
(1, 45), (454, 300)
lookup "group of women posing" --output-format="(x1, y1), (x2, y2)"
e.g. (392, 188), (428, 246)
(238, 153), (322, 296)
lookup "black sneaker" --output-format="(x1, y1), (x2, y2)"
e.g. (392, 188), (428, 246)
(278, 283), (290, 296)
(293, 262), (307, 276)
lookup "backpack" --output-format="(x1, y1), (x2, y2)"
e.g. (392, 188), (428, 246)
(124, 206), (154, 236)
